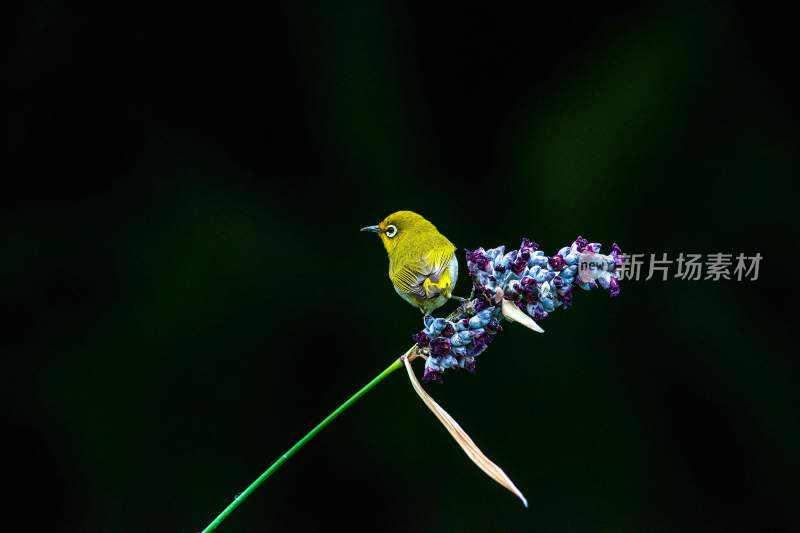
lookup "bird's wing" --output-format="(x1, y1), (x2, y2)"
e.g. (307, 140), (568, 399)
(391, 245), (455, 298)
(391, 261), (428, 297)
(423, 246), (456, 282)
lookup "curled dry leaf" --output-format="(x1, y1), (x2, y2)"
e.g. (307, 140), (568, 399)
(402, 355), (528, 507)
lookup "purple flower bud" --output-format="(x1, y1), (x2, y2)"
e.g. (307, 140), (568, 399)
(474, 285), (494, 302)
(610, 243), (624, 269)
(520, 238), (539, 252)
(519, 276), (538, 303)
(472, 330), (495, 350)
(486, 318), (502, 333)
(608, 276), (620, 297)
(467, 341), (489, 357)
(526, 304), (548, 322)
(413, 330), (430, 348)
(442, 321), (456, 337)
(430, 336), (452, 356)
(575, 236), (588, 253)
(473, 298), (490, 313)
(466, 248), (491, 272)
(463, 356), (477, 373)
(558, 287), (573, 308)
(549, 254), (566, 271)
(422, 365), (443, 384)
(512, 256), (528, 275)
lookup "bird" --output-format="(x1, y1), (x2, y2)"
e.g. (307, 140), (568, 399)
(361, 211), (460, 315)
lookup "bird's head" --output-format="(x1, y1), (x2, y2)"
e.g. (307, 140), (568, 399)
(360, 210), (437, 254)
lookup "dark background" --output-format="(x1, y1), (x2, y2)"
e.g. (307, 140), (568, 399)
(4, 3), (797, 532)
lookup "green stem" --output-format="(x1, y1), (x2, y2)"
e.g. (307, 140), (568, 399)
(201, 356), (406, 532)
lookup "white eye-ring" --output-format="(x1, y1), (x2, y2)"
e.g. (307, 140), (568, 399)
(385, 224), (398, 238)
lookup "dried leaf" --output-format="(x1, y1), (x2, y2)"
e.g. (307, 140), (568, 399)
(501, 299), (544, 333)
(402, 356), (528, 507)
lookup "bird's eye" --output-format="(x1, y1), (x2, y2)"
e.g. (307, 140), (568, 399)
(385, 224), (398, 238)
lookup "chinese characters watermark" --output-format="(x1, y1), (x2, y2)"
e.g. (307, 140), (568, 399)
(616, 253), (762, 281)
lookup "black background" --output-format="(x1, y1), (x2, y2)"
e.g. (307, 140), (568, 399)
(4, 3), (797, 532)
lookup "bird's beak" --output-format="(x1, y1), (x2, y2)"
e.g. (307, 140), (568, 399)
(360, 225), (381, 234)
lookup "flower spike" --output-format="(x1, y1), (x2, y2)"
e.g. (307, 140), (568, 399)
(415, 237), (623, 382)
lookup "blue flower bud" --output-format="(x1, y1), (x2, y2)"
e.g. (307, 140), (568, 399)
(468, 315), (484, 329)
(452, 345), (468, 356)
(450, 331), (474, 347)
(430, 318), (449, 335)
(439, 355), (460, 369)
(530, 251), (548, 267)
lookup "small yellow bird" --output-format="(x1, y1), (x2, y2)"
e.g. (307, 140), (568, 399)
(361, 211), (459, 315)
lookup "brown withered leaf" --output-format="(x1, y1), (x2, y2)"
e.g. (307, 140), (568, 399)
(402, 356), (528, 507)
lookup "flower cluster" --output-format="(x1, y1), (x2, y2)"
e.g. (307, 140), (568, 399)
(413, 236), (623, 383)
